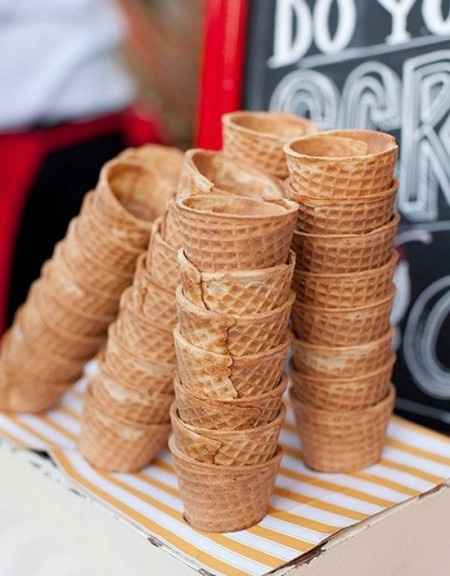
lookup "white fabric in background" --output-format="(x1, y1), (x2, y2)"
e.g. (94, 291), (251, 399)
(0, 0), (135, 130)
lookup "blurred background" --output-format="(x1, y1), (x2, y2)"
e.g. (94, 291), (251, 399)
(0, 0), (202, 330)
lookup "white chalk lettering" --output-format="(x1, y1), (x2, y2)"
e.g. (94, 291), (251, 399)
(269, 0), (312, 68)
(376, 0), (416, 44)
(423, 0), (450, 34)
(314, 0), (357, 53)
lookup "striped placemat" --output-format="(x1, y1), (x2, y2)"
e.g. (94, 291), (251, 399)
(0, 372), (449, 576)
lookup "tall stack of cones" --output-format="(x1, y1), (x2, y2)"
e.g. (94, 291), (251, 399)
(80, 149), (184, 473)
(170, 179), (298, 533)
(222, 111), (317, 179)
(285, 130), (399, 472)
(0, 147), (179, 413)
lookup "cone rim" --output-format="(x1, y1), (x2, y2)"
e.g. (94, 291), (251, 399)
(284, 129), (398, 162)
(174, 372), (288, 406)
(290, 383), (396, 419)
(289, 356), (396, 386)
(170, 402), (286, 440)
(169, 434), (283, 473)
(291, 328), (394, 353)
(288, 178), (399, 206)
(293, 213), (400, 241)
(176, 193), (298, 222)
(223, 110), (317, 141)
(293, 288), (395, 314)
(85, 385), (172, 431)
(173, 324), (291, 362)
(176, 284), (295, 322)
(178, 249), (296, 282)
(294, 251), (398, 281)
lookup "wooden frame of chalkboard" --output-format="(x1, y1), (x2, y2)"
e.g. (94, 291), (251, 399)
(196, 0), (248, 149)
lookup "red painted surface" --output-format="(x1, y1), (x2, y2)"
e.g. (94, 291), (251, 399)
(196, 0), (249, 149)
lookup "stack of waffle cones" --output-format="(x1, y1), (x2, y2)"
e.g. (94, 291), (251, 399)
(285, 130), (399, 472)
(0, 146), (180, 413)
(170, 174), (298, 532)
(222, 111), (317, 179)
(80, 151), (184, 473)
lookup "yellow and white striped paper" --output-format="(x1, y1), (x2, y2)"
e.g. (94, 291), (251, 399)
(0, 373), (449, 576)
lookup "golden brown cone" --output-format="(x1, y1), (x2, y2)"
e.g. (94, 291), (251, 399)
(289, 359), (394, 411)
(91, 365), (173, 424)
(177, 286), (294, 356)
(174, 328), (289, 399)
(174, 374), (287, 430)
(104, 323), (174, 395)
(176, 148), (283, 200)
(284, 130), (398, 199)
(292, 214), (399, 274)
(222, 111), (317, 179)
(292, 251), (398, 309)
(175, 193), (298, 272)
(291, 331), (395, 378)
(292, 290), (395, 346)
(170, 436), (282, 533)
(290, 385), (395, 472)
(146, 218), (179, 293)
(132, 254), (177, 327)
(80, 387), (170, 472)
(171, 402), (284, 466)
(286, 179), (398, 235)
(178, 249), (295, 315)
(95, 157), (179, 231)
(116, 290), (175, 364)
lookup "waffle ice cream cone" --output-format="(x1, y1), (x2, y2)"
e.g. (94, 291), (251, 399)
(41, 259), (119, 319)
(171, 402), (284, 466)
(92, 366), (173, 424)
(31, 281), (113, 338)
(177, 286), (294, 356)
(80, 387), (170, 472)
(0, 145), (181, 416)
(1, 323), (84, 385)
(146, 218), (180, 293)
(289, 358), (394, 411)
(132, 254), (177, 327)
(293, 251), (398, 309)
(18, 298), (104, 361)
(174, 374), (287, 430)
(175, 194), (298, 272)
(178, 249), (295, 315)
(286, 179), (398, 235)
(292, 291), (394, 346)
(284, 130), (398, 199)
(177, 149), (283, 201)
(174, 328), (289, 399)
(222, 111), (317, 180)
(116, 292), (176, 365)
(117, 144), (183, 181)
(292, 214), (399, 274)
(104, 323), (174, 395)
(79, 190), (150, 251)
(161, 199), (183, 248)
(291, 331), (395, 378)
(170, 436), (282, 532)
(0, 366), (69, 413)
(290, 385), (395, 472)
(76, 213), (143, 276)
(56, 238), (131, 299)
(96, 160), (175, 233)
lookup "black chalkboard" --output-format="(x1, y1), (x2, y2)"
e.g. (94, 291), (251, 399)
(244, 0), (450, 430)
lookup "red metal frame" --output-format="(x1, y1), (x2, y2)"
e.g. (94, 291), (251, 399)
(196, 0), (249, 149)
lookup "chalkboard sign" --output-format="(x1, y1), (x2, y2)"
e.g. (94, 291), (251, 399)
(198, 0), (450, 430)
